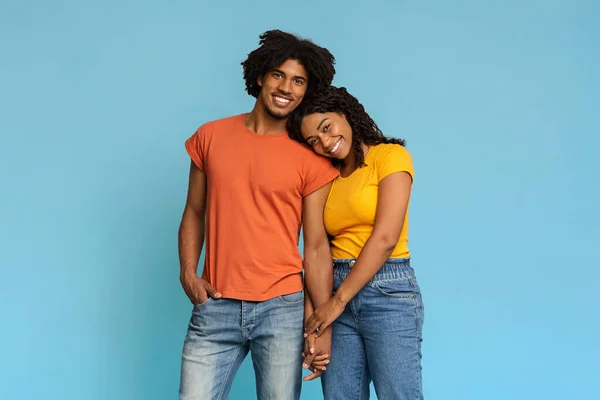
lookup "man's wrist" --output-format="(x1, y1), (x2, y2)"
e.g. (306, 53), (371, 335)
(321, 325), (332, 336)
(180, 268), (198, 282)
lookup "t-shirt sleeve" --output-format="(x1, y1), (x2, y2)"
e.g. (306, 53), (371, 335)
(302, 155), (340, 197)
(376, 145), (414, 182)
(184, 125), (208, 172)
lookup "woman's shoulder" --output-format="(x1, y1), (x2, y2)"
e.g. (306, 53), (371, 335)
(369, 143), (412, 161)
(368, 143), (414, 180)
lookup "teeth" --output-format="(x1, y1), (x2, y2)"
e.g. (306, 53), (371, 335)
(330, 139), (341, 153)
(274, 96), (291, 104)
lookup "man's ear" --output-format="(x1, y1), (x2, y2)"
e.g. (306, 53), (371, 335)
(257, 75), (263, 87)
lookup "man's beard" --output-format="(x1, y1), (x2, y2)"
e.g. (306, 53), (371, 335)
(265, 104), (292, 121)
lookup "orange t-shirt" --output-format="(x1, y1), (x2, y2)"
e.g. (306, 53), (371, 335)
(185, 114), (339, 301)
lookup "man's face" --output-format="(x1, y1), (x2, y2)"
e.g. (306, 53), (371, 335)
(257, 59), (308, 120)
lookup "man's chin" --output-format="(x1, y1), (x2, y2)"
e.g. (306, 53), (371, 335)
(265, 106), (292, 121)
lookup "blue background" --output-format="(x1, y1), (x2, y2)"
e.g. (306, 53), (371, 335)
(1, 0), (598, 399)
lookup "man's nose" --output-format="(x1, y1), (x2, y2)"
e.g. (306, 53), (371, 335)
(278, 79), (292, 95)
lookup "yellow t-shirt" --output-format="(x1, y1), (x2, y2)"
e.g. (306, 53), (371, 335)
(324, 143), (414, 259)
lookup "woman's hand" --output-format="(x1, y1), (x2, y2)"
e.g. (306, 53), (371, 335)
(304, 296), (346, 337)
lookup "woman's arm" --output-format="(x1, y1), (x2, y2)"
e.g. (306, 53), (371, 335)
(304, 171), (412, 335)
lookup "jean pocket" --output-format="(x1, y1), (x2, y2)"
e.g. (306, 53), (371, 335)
(193, 297), (213, 308)
(373, 277), (418, 298)
(278, 291), (304, 305)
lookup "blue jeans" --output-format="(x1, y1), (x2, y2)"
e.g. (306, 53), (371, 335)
(322, 259), (424, 400)
(179, 292), (305, 400)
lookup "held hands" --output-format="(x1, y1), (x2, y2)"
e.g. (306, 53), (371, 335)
(301, 327), (332, 381)
(301, 296), (347, 379)
(180, 274), (222, 305)
(304, 296), (346, 338)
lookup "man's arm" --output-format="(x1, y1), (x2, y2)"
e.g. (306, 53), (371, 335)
(302, 182), (334, 312)
(301, 182), (334, 380)
(179, 161), (221, 304)
(304, 288), (314, 324)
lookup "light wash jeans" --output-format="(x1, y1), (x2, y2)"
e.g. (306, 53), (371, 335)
(322, 259), (424, 400)
(179, 291), (305, 400)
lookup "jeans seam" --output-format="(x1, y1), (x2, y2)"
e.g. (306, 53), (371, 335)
(412, 295), (423, 400)
(355, 354), (365, 400)
(349, 301), (361, 331)
(216, 345), (244, 400)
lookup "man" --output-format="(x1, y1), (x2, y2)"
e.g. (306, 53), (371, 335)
(178, 30), (338, 400)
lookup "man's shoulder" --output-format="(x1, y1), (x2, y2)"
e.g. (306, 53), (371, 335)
(197, 114), (243, 132)
(283, 137), (324, 159)
(281, 139), (337, 174)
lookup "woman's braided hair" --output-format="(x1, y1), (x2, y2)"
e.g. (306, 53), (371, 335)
(288, 86), (406, 167)
(241, 30), (336, 98)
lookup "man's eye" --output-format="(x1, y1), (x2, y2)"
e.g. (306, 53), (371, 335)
(323, 124), (331, 133)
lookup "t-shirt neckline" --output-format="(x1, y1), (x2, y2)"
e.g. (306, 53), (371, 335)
(338, 146), (373, 180)
(238, 114), (288, 138)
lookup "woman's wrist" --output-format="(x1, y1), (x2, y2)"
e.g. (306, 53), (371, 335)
(334, 289), (351, 306)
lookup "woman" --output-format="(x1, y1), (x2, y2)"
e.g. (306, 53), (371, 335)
(288, 86), (424, 400)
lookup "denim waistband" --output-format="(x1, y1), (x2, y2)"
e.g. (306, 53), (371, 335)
(333, 258), (413, 282)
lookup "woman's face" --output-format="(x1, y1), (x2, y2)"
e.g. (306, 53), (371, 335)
(300, 112), (353, 160)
